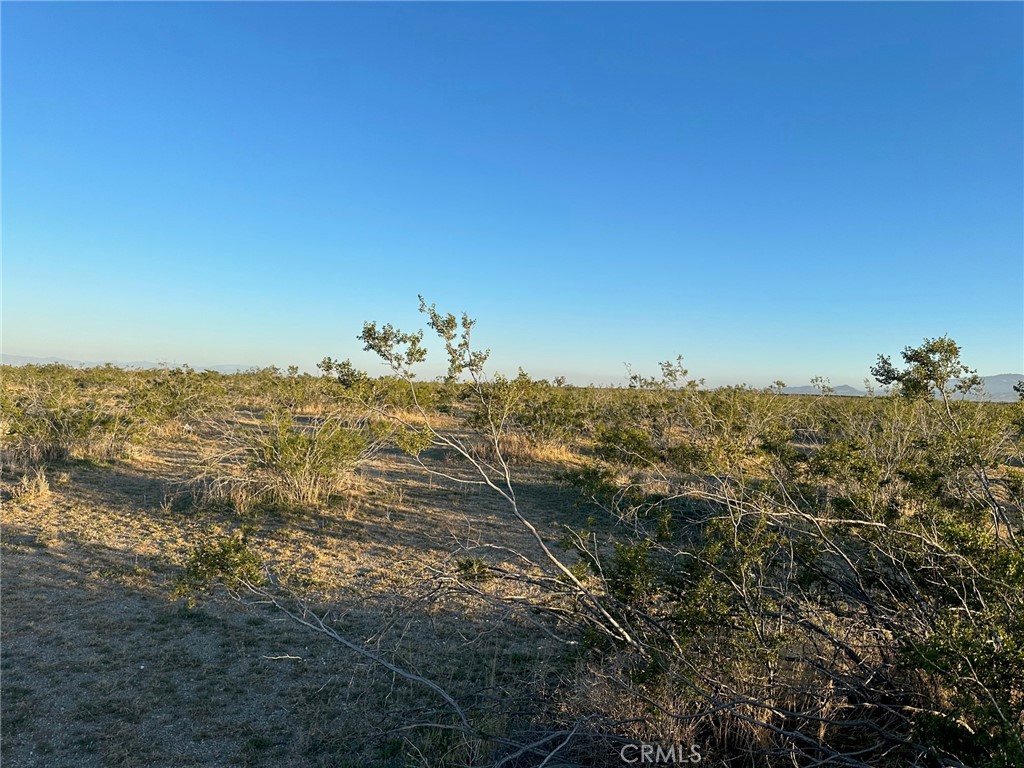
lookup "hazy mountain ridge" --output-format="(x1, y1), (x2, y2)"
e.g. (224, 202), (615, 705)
(783, 374), (1023, 402)
(781, 384), (869, 397)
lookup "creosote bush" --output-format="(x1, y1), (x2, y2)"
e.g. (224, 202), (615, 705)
(174, 532), (264, 607)
(245, 410), (370, 505)
(193, 407), (390, 512)
(1, 369), (144, 463)
(348, 305), (1024, 767)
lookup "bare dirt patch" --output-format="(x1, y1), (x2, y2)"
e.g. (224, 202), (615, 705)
(1, 440), (578, 767)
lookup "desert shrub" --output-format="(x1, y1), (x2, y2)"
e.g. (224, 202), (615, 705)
(174, 532), (264, 606)
(194, 408), (389, 511)
(1, 371), (144, 463)
(246, 410), (369, 505)
(510, 383), (594, 443)
(552, 341), (1024, 765)
(440, 372), (597, 463)
(128, 365), (226, 428)
(607, 541), (654, 606)
(595, 424), (659, 466)
(456, 557), (492, 582)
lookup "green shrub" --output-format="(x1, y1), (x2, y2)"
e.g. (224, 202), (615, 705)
(129, 365), (225, 427)
(595, 425), (659, 466)
(246, 411), (368, 505)
(608, 541), (654, 606)
(2, 375), (142, 463)
(174, 533), (263, 606)
(456, 557), (492, 582)
(194, 408), (386, 511)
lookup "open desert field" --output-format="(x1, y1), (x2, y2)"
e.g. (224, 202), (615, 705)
(5, 3), (1022, 766)
(2, 345), (1022, 767)
(2, 373), (585, 766)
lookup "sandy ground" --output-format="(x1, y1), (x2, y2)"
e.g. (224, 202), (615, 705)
(2, 438), (582, 767)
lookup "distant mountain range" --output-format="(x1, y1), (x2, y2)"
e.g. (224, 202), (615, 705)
(783, 373), (1024, 403)
(781, 384), (869, 397)
(0, 354), (252, 375)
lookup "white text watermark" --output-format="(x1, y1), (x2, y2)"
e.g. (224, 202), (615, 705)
(619, 742), (702, 764)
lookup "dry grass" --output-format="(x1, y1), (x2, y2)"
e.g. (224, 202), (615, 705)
(0, 421), (580, 767)
(471, 431), (585, 468)
(9, 467), (51, 503)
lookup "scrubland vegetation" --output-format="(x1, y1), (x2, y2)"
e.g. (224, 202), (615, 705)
(3, 305), (1022, 767)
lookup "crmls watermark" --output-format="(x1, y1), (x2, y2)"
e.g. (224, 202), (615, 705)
(619, 742), (702, 764)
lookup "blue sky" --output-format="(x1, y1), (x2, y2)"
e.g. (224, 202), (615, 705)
(3, 2), (1021, 386)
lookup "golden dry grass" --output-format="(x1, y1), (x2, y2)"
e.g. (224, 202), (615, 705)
(1, 425), (582, 767)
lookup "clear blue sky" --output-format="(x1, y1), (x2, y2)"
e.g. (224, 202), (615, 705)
(3, 2), (1021, 386)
